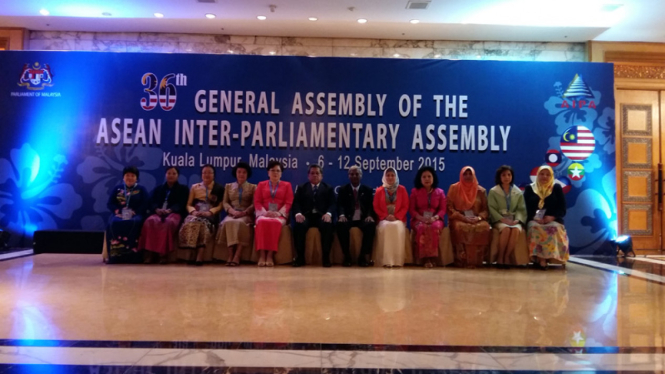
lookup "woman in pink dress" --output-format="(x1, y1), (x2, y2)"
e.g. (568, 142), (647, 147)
(254, 160), (294, 267)
(409, 166), (446, 268)
(138, 166), (189, 263)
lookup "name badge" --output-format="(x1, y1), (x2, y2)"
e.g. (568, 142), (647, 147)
(198, 203), (210, 213)
(534, 209), (546, 220)
(121, 207), (132, 220)
(423, 211), (433, 219)
(352, 208), (361, 221)
(162, 202), (168, 210)
(269, 203), (278, 212)
(464, 210), (475, 218)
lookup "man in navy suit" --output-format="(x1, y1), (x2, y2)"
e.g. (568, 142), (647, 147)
(336, 165), (376, 267)
(293, 164), (336, 267)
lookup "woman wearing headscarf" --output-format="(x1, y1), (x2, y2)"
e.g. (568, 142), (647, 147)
(216, 161), (256, 266)
(373, 167), (409, 268)
(179, 164), (224, 266)
(523, 165), (569, 269)
(409, 166), (447, 268)
(447, 166), (490, 268)
(138, 166), (190, 263)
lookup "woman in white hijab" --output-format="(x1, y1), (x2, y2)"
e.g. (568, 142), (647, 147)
(372, 167), (410, 267)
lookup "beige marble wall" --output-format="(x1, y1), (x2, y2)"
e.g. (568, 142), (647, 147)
(28, 31), (586, 62)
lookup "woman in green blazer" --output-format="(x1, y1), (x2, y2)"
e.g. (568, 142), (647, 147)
(488, 165), (527, 268)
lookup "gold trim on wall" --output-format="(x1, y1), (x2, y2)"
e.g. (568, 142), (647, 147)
(623, 204), (653, 236)
(622, 171), (653, 203)
(615, 64), (665, 80)
(622, 138), (652, 169)
(621, 104), (653, 136)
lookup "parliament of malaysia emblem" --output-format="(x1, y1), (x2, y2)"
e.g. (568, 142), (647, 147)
(18, 62), (54, 90)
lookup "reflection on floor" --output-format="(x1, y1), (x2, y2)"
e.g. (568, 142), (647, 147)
(0, 254), (663, 372)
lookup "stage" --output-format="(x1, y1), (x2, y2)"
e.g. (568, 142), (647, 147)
(1, 253), (664, 372)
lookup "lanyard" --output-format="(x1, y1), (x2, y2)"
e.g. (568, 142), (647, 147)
(124, 183), (135, 207)
(164, 186), (171, 205)
(427, 189), (433, 208)
(204, 184), (209, 203)
(504, 186), (511, 210)
(385, 188), (396, 204)
(238, 183), (243, 205)
(269, 180), (279, 201)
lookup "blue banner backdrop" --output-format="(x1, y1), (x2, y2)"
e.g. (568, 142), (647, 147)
(0, 51), (616, 254)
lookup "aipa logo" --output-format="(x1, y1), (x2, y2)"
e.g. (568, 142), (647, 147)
(18, 62), (54, 90)
(559, 74), (596, 109)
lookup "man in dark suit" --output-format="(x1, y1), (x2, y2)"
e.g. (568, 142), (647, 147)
(292, 164), (336, 267)
(336, 165), (376, 267)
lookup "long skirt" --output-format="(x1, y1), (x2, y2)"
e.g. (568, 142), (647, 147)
(107, 215), (144, 264)
(413, 220), (443, 260)
(450, 220), (490, 267)
(255, 216), (286, 252)
(179, 215), (215, 249)
(138, 213), (182, 255)
(527, 221), (569, 262)
(217, 215), (252, 247)
(375, 220), (406, 267)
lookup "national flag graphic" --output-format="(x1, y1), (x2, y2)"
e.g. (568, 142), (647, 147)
(563, 74), (594, 98)
(546, 149), (562, 167)
(560, 125), (595, 161)
(568, 163), (585, 181)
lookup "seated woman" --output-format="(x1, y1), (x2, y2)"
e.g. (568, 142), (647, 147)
(106, 166), (149, 264)
(139, 166), (190, 263)
(488, 165), (527, 269)
(217, 162), (256, 266)
(447, 166), (490, 268)
(254, 160), (293, 267)
(179, 164), (224, 266)
(524, 165), (569, 270)
(373, 167), (409, 268)
(409, 166), (446, 268)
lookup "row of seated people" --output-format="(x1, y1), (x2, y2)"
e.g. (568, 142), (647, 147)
(104, 161), (568, 270)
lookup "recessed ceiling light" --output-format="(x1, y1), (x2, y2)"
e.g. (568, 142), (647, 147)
(350, 53), (357, 56)
(39, 8), (49, 16)
(227, 50), (233, 53)
(269, 51), (276, 55)
(309, 17), (318, 21)
(154, 13), (164, 18)
(434, 54), (441, 58)
(357, 18), (367, 24)
(410, 19), (420, 24)
(102, 12), (112, 17)
(393, 53), (400, 57)
(257, 15), (267, 20)
(205, 13), (216, 19)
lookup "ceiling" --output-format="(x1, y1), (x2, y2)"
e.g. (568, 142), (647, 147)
(0, 0), (663, 43)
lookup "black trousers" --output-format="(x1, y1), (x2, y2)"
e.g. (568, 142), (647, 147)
(336, 219), (376, 260)
(294, 213), (334, 263)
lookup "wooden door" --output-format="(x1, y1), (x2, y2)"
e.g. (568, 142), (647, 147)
(616, 90), (663, 251)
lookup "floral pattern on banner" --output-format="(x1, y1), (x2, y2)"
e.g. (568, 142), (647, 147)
(0, 143), (82, 246)
(539, 81), (617, 255)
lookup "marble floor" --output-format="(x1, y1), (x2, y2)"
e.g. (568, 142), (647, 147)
(1, 254), (664, 373)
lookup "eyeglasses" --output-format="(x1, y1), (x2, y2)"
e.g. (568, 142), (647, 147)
(269, 169), (282, 173)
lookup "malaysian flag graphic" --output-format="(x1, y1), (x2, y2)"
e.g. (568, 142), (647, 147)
(560, 125), (595, 161)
